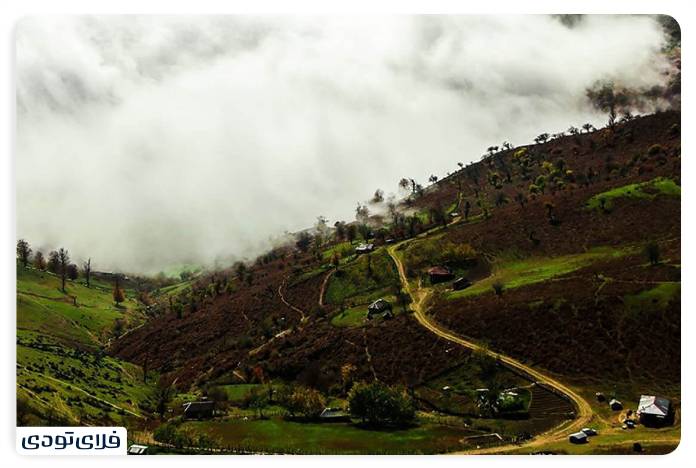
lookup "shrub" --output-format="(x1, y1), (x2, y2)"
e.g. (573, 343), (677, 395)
(492, 282), (504, 296)
(645, 241), (660, 266)
(348, 381), (415, 427)
(648, 144), (665, 156)
(282, 386), (326, 419)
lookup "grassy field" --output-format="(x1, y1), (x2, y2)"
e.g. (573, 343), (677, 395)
(513, 425), (680, 455)
(16, 266), (155, 425)
(446, 245), (635, 300)
(586, 177), (680, 211)
(324, 248), (400, 306)
(330, 294), (406, 328)
(182, 417), (478, 454)
(624, 282), (680, 314)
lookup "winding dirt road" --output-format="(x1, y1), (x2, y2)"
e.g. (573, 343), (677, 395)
(386, 243), (594, 454)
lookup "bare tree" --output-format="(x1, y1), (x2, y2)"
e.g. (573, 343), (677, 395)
(83, 258), (92, 288)
(57, 248), (70, 293)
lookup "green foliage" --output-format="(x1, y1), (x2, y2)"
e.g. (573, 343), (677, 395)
(401, 237), (476, 275)
(348, 381), (416, 427)
(586, 177), (680, 211)
(324, 249), (399, 305)
(278, 386), (326, 419)
(181, 418), (472, 454)
(447, 246), (636, 300)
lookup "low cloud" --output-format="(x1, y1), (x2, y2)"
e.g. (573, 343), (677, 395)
(16, 15), (675, 273)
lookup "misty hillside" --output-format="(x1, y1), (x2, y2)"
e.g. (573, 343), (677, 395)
(110, 110), (680, 400)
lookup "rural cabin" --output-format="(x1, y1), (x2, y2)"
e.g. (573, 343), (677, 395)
(609, 398), (623, 411)
(182, 400), (215, 419)
(636, 395), (674, 426)
(428, 266), (454, 283)
(569, 432), (588, 444)
(127, 444), (149, 455)
(355, 243), (375, 254)
(452, 277), (471, 291)
(367, 298), (393, 319)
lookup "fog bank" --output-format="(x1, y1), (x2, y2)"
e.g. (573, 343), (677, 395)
(16, 15), (675, 273)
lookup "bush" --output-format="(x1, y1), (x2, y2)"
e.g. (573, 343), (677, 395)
(492, 282), (504, 296)
(648, 144), (665, 156)
(348, 381), (415, 427)
(645, 241), (660, 266)
(402, 239), (476, 272)
(154, 423), (192, 448)
(279, 386), (326, 419)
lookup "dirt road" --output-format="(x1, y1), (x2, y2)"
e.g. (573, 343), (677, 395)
(386, 244), (594, 454)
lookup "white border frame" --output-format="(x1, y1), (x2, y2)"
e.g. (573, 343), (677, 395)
(1, 2), (690, 468)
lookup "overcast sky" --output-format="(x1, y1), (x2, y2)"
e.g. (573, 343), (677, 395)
(16, 15), (674, 274)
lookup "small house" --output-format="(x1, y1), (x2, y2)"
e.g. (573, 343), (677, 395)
(428, 266), (454, 284)
(595, 392), (605, 402)
(127, 444), (149, 455)
(581, 428), (598, 436)
(182, 400), (215, 419)
(319, 407), (350, 422)
(367, 299), (393, 319)
(569, 432), (588, 444)
(636, 395), (673, 426)
(452, 277), (471, 291)
(609, 399), (623, 411)
(355, 243), (375, 254)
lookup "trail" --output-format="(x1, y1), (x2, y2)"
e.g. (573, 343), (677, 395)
(277, 278), (306, 323)
(318, 269), (335, 307)
(249, 276), (308, 357)
(386, 243), (594, 454)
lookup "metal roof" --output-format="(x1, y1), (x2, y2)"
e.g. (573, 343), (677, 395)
(637, 395), (671, 417)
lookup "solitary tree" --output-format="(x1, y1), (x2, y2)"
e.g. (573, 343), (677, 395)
(155, 376), (176, 419)
(47, 251), (60, 274)
(331, 251), (341, 270)
(295, 231), (313, 253)
(534, 133), (550, 144)
(582, 123), (595, 133)
(334, 221), (346, 241)
(57, 248), (70, 293)
(33, 251), (46, 270)
(66, 263), (79, 280)
(83, 258), (92, 287)
(645, 241), (660, 266)
(371, 189), (384, 204)
(113, 275), (125, 306)
(16, 239), (31, 267)
(348, 381), (416, 427)
(346, 224), (357, 244)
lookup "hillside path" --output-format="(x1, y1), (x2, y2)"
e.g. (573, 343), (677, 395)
(318, 269), (335, 307)
(386, 243), (594, 454)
